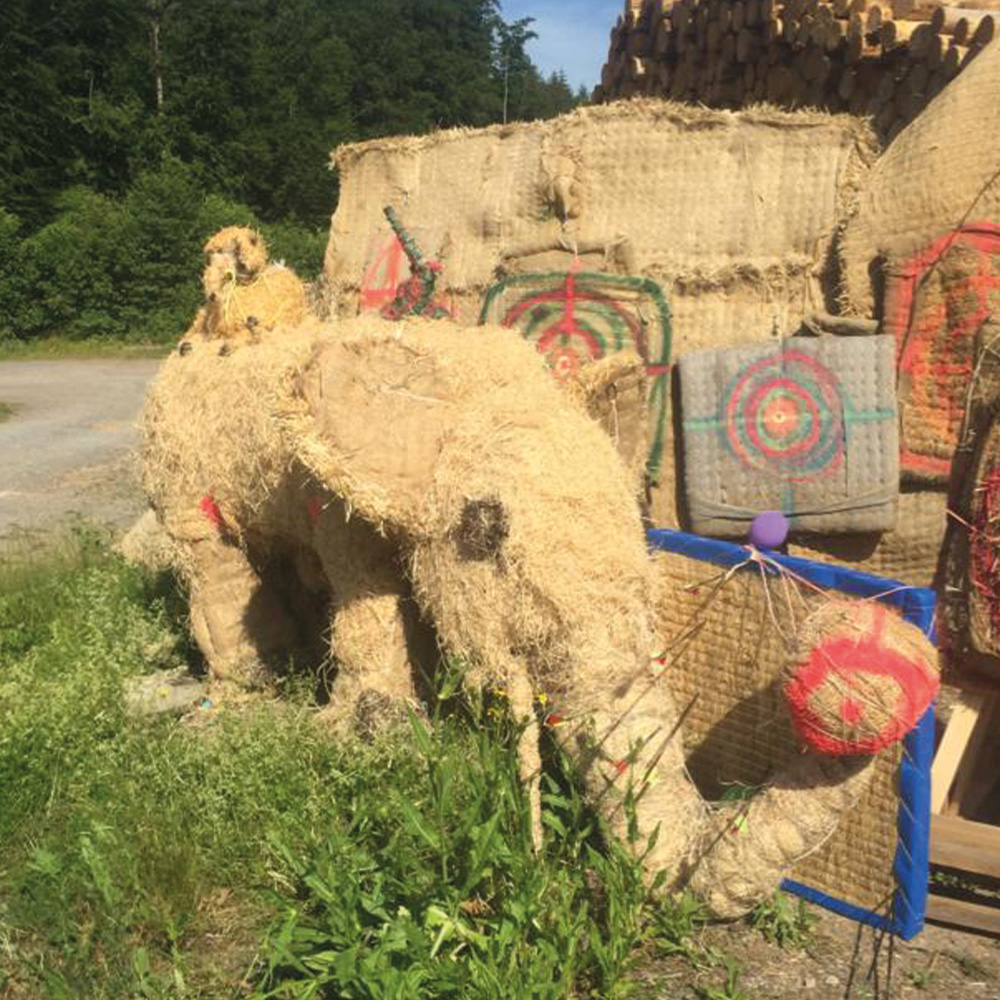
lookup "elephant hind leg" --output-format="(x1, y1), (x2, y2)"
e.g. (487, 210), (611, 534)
(186, 535), (298, 689)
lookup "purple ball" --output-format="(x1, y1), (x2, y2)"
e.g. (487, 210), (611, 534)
(749, 511), (789, 549)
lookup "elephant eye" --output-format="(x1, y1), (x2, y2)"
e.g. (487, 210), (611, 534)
(455, 498), (508, 561)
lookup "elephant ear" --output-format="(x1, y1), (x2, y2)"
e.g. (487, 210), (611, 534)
(564, 352), (649, 491)
(293, 330), (460, 535)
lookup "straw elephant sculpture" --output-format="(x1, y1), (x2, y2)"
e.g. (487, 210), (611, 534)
(141, 314), (937, 919)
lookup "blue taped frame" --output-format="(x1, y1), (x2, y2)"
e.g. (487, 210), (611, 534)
(646, 528), (936, 941)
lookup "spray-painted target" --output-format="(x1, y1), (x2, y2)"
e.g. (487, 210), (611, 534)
(480, 271), (673, 481)
(723, 350), (845, 482)
(496, 272), (650, 380)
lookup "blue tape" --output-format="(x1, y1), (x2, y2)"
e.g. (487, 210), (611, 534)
(646, 528), (936, 940)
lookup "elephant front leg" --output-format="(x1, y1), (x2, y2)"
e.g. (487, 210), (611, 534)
(314, 517), (424, 736)
(322, 588), (425, 736)
(186, 535), (298, 692)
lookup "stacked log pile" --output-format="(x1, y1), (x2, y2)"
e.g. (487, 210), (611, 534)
(595, 0), (997, 138)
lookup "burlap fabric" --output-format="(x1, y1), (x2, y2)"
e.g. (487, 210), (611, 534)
(943, 411), (1000, 681)
(882, 226), (1000, 483)
(328, 101), (874, 350)
(678, 335), (898, 537)
(839, 38), (1000, 316)
(788, 488), (948, 589)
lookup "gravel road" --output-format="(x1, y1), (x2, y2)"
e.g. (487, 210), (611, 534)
(0, 359), (162, 539)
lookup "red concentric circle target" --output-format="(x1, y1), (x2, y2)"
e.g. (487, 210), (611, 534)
(723, 350), (845, 482)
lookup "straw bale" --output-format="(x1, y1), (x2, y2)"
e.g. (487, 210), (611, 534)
(942, 402), (1000, 681)
(839, 38), (1000, 315)
(788, 488), (948, 588)
(883, 233), (1000, 483)
(327, 100), (875, 353)
(967, 430), (1000, 661)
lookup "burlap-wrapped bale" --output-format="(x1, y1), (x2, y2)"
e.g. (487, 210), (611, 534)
(788, 488), (948, 589)
(328, 102), (874, 336)
(678, 335), (898, 537)
(882, 227), (1000, 483)
(839, 38), (1000, 317)
(943, 414), (1000, 681)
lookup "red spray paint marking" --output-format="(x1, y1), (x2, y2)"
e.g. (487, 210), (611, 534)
(360, 233), (408, 311)
(885, 223), (1000, 479)
(199, 494), (224, 529)
(970, 462), (1000, 647)
(784, 605), (938, 755)
(307, 496), (324, 523)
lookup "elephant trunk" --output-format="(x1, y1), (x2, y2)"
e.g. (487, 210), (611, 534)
(680, 753), (876, 918)
(553, 642), (710, 880)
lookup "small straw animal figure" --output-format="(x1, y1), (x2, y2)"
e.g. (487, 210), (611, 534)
(179, 226), (309, 352)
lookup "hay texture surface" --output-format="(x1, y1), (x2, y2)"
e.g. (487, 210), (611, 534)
(651, 548), (927, 914)
(183, 227), (309, 345)
(784, 601), (939, 756)
(839, 38), (1000, 316)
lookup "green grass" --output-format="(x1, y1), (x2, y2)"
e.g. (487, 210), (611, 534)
(4, 529), (724, 999)
(0, 336), (172, 361)
(749, 889), (818, 949)
(0, 401), (13, 422)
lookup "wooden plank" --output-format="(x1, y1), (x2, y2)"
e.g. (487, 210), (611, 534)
(947, 692), (999, 816)
(926, 895), (1000, 936)
(931, 814), (1000, 879)
(931, 691), (985, 813)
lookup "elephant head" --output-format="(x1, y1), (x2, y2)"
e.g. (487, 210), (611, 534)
(141, 314), (938, 919)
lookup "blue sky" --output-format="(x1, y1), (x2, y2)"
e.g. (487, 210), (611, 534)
(501, 1), (619, 92)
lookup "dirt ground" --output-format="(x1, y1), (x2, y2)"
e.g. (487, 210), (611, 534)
(0, 358), (160, 539)
(633, 905), (1000, 999)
